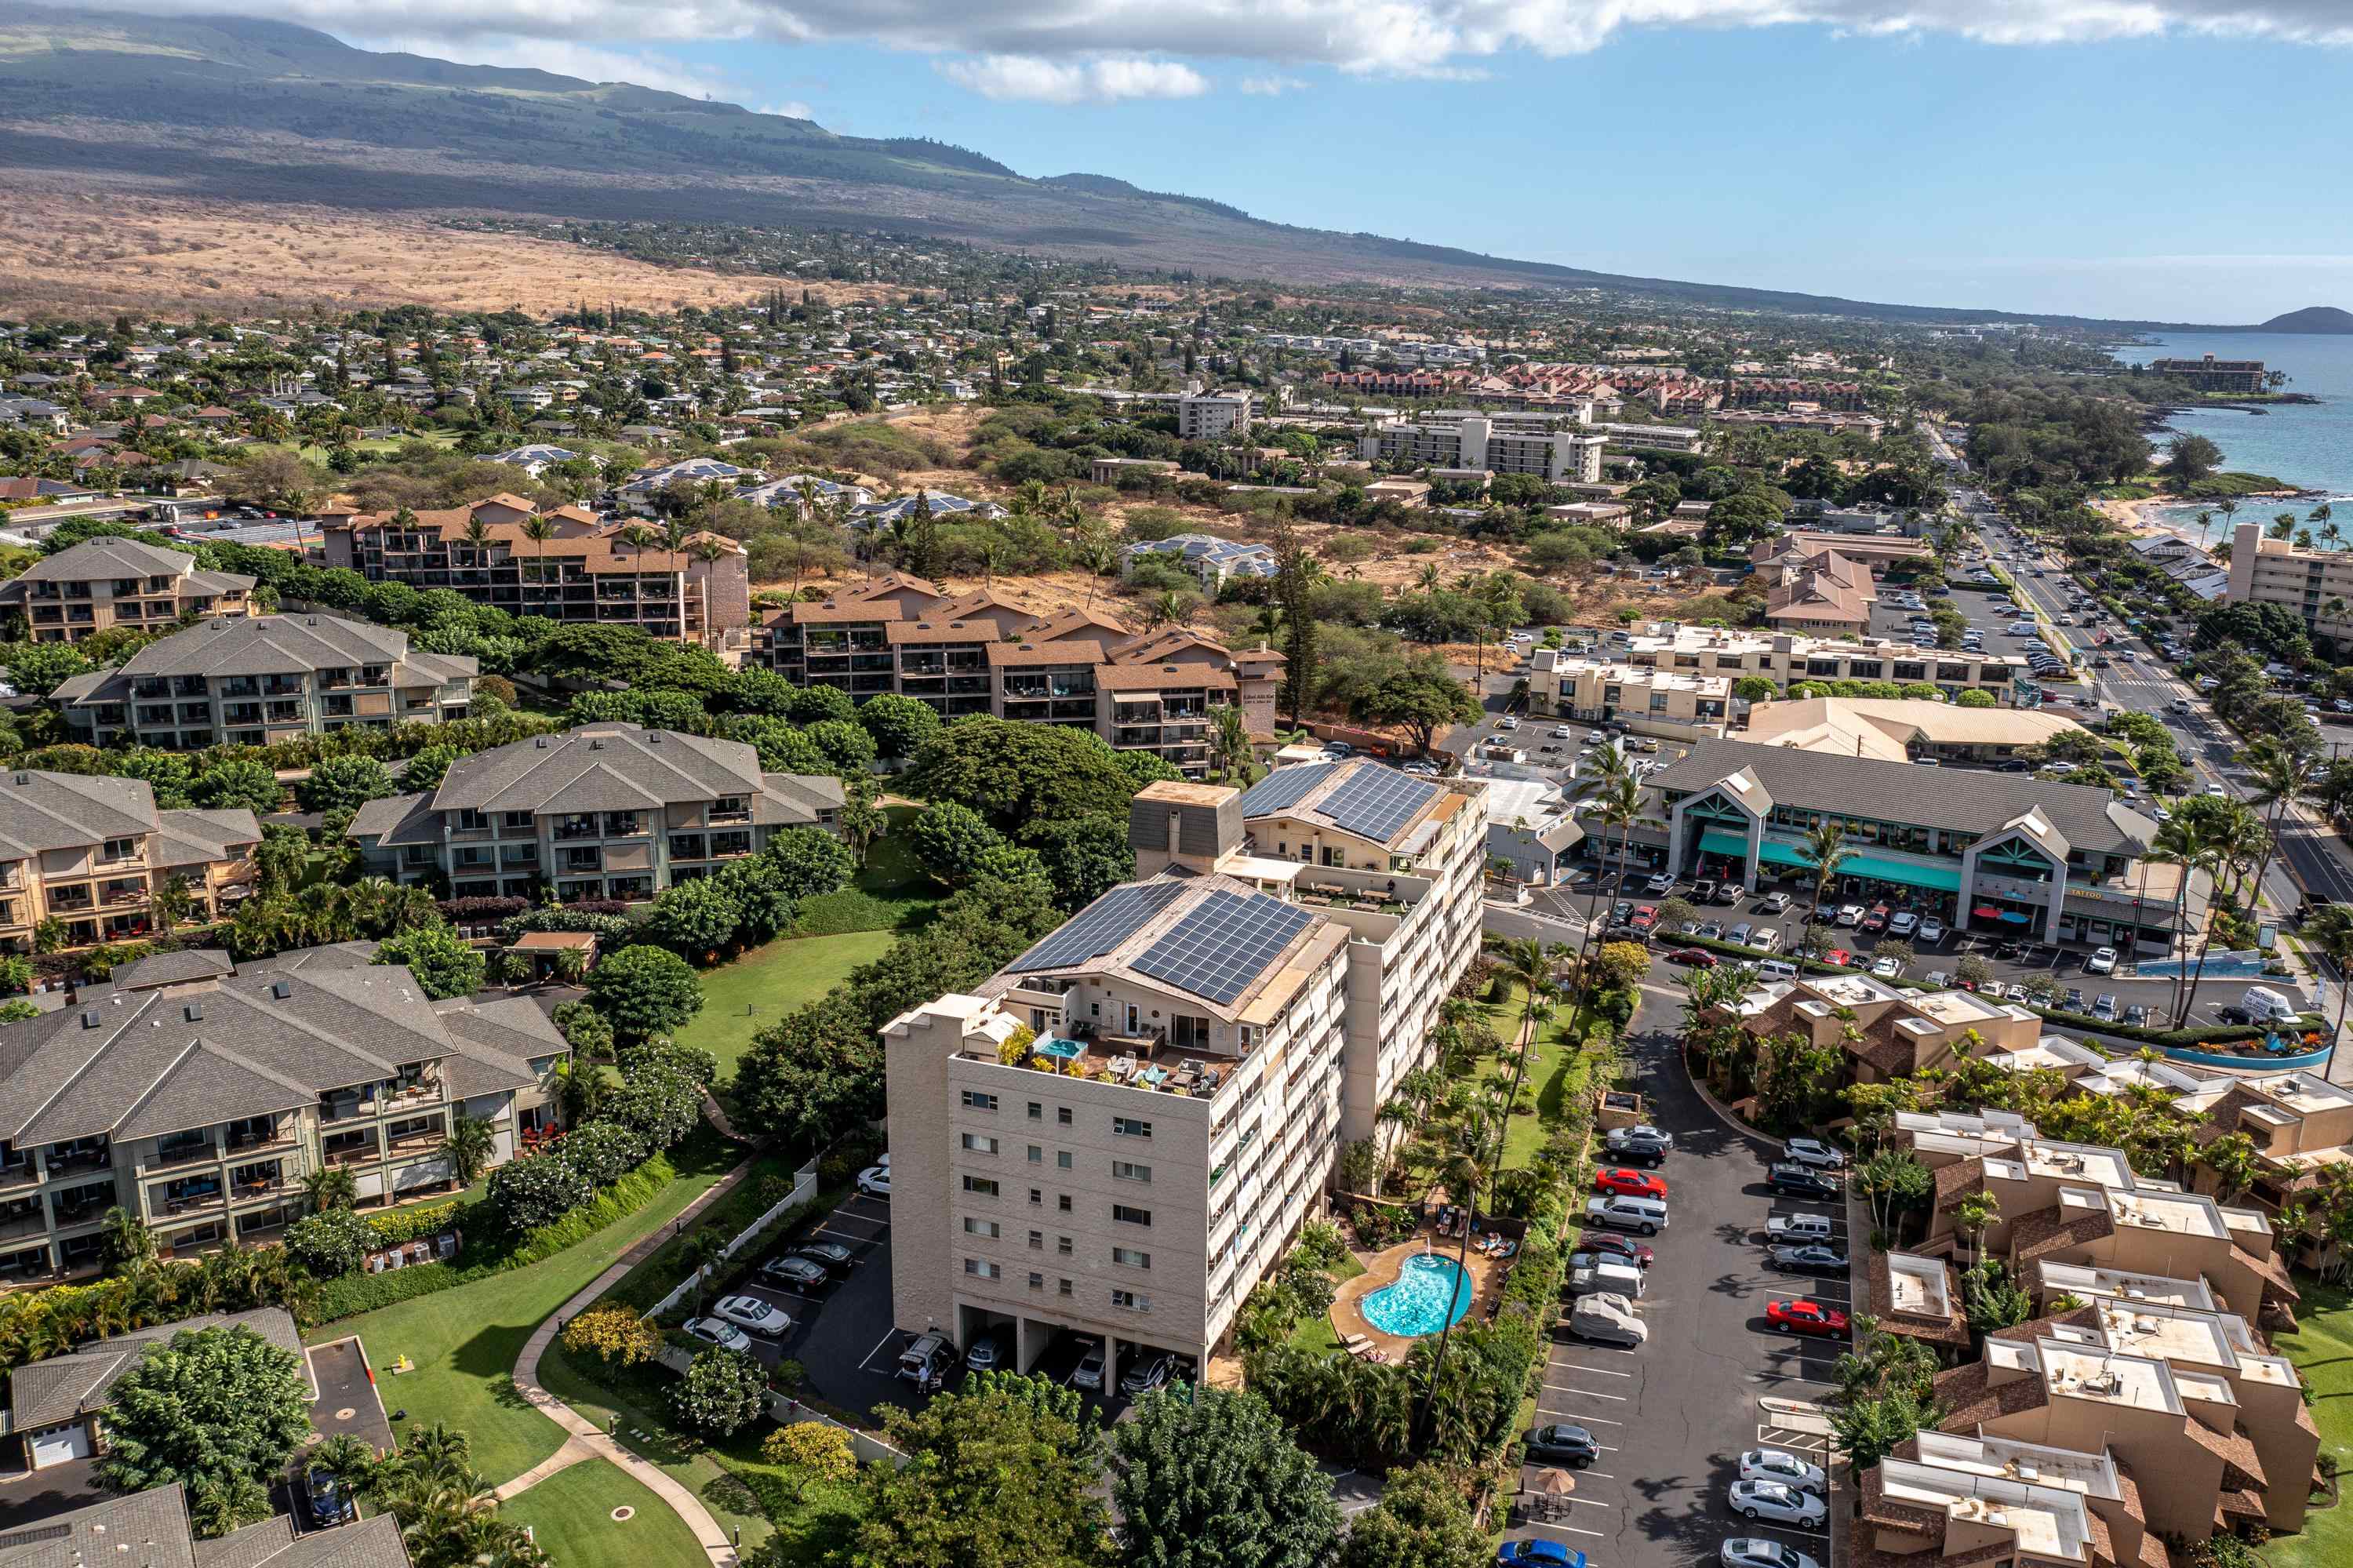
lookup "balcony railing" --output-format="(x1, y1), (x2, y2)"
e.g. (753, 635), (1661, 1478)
(148, 1141), (216, 1170)
(324, 1143), (380, 1168)
(46, 1148), (111, 1176)
(0, 1210), (46, 1241)
(0, 1162), (38, 1194)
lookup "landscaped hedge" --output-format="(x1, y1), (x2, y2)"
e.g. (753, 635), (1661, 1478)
(2023, 1006), (2322, 1052)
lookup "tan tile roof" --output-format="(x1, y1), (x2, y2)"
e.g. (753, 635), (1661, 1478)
(1094, 663), (1238, 693)
(1867, 1250), (1972, 1347)
(886, 618), (998, 646)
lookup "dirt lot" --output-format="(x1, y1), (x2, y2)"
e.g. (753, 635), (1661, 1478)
(0, 190), (893, 318)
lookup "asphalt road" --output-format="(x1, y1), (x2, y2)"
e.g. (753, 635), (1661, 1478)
(1500, 982), (1843, 1568)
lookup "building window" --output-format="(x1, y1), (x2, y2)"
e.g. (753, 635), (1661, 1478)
(1113, 1161), (1151, 1184)
(964, 1258), (1000, 1279)
(1113, 1246), (1151, 1269)
(1113, 1204), (1152, 1227)
(1028, 1272), (1045, 1290)
(1027, 1101), (1042, 1120)
(961, 1091), (997, 1111)
(1056, 1107), (1072, 1126)
(1027, 1145), (1043, 1164)
(960, 1133), (997, 1155)
(962, 1176), (999, 1198)
(962, 1217), (999, 1238)
(1058, 1194), (1072, 1213)
(1059, 1279), (1075, 1297)
(1028, 1230), (1043, 1250)
(1114, 1117), (1152, 1139)
(1030, 1188), (1043, 1206)
(1111, 1290), (1150, 1312)
(1056, 1235), (1073, 1256)
(1056, 1151), (1073, 1170)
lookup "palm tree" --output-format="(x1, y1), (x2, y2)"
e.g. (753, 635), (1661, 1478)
(518, 515), (558, 610)
(1145, 590), (1191, 631)
(2302, 904), (2353, 1075)
(1799, 819), (1849, 922)
(311, 1432), (382, 1482)
(2184, 806), (2266, 1022)
(303, 1165), (359, 1213)
(96, 1206), (155, 1275)
(658, 518), (693, 639)
(1206, 704), (1254, 785)
(439, 1114), (496, 1188)
(682, 1228), (729, 1314)
(1412, 1129), (1493, 1453)
(188, 1474), (272, 1538)
(148, 874), (196, 937)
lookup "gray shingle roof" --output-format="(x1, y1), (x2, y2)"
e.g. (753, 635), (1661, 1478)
(3, 537), (207, 583)
(112, 948), (237, 991)
(225, 1515), (408, 1568)
(154, 807), (263, 868)
(0, 771), (160, 860)
(430, 724), (762, 815)
(3, 1309), (304, 1432)
(111, 613), (413, 682)
(1646, 738), (2156, 855)
(0, 1486), (197, 1568)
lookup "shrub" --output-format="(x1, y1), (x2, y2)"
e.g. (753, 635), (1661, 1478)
(285, 1207), (376, 1280)
(562, 1304), (661, 1367)
(674, 1347), (768, 1436)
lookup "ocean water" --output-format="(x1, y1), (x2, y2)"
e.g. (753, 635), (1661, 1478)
(2110, 332), (2353, 544)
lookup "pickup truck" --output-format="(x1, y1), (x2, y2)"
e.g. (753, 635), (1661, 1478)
(1766, 1213), (1836, 1244)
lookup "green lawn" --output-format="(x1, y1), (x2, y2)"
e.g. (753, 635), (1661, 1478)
(1478, 982), (1589, 1171)
(2262, 1276), (2353, 1568)
(501, 1458), (713, 1568)
(536, 1344), (867, 1560)
(309, 1135), (743, 1488)
(676, 931), (896, 1083)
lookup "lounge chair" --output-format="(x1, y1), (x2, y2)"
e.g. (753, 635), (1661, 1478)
(1340, 1333), (1373, 1353)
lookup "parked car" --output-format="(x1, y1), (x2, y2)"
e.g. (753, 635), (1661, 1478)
(1768, 1244), (1851, 1275)
(684, 1317), (753, 1354)
(1578, 1232), (1653, 1268)
(1886, 911), (1919, 939)
(1765, 1213), (1835, 1244)
(1525, 1424), (1602, 1467)
(1071, 1341), (1109, 1392)
(1645, 872), (1678, 894)
(1120, 1351), (1177, 1395)
(1665, 947), (1718, 969)
(712, 1293), (792, 1337)
(1835, 904), (1864, 927)
(756, 1254), (830, 1290)
(1769, 1164), (1842, 1200)
(2092, 995), (2119, 1021)
(1595, 1167), (1667, 1199)
(1760, 891), (1793, 915)
(1722, 1539), (1818, 1568)
(1766, 1297), (1851, 1337)
(962, 1331), (1006, 1371)
(307, 1467), (356, 1526)
(1860, 904), (1892, 934)
(2122, 1003), (2152, 1028)
(1585, 1195), (1668, 1235)
(2063, 988), (2086, 1013)
(1693, 879), (1719, 903)
(1496, 1542), (1585, 1567)
(1630, 905), (1659, 932)
(1918, 917), (1947, 944)
(790, 1239), (856, 1274)
(856, 1165), (891, 1199)
(1739, 1448), (1827, 1493)
(1729, 1479), (1827, 1527)
(1715, 882), (1746, 904)
(1782, 1138), (1846, 1170)
(1871, 955), (1904, 980)
(1606, 1124), (1675, 1155)
(897, 1331), (957, 1384)
(2085, 947), (2118, 975)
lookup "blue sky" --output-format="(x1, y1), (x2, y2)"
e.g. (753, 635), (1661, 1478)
(149, 0), (2353, 319)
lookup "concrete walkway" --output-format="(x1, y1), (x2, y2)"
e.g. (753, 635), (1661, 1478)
(500, 1148), (768, 1566)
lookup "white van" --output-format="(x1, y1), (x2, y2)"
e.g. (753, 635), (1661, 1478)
(1756, 959), (1799, 980)
(2239, 986), (2304, 1024)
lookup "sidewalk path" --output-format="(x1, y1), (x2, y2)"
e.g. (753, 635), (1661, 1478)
(500, 1151), (767, 1564)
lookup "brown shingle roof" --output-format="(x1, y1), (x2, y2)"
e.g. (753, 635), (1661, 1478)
(791, 599), (905, 624)
(1929, 1359), (2051, 1432)
(989, 639), (1105, 667)
(1094, 664), (1238, 693)
(885, 618), (997, 645)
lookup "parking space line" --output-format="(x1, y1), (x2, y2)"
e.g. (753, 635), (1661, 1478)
(855, 1326), (903, 1373)
(1540, 1408), (1623, 1425)
(1522, 1519), (1609, 1540)
(1544, 1383), (1628, 1401)
(1551, 1361), (1634, 1378)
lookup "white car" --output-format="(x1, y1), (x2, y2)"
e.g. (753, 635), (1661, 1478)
(1498, 716), (1521, 731)
(2084, 948), (2117, 975)
(1552, 725), (1576, 739)
(1871, 955), (1904, 980)
(856, 1166), (891, 1199)
(1645, 873), (1678, 895)
(1918, 917), (1947, 945)
(1835, 904), (1864, 928)
(683, 1317), (752, 1353)
(711, 1293), (792, 1337)
(1782, 1137), (1847, 1170)
(1729, 1479), (1827, 1528)
(1886, 911), (1918, 939)
(1738, 1448), (1827, 1494)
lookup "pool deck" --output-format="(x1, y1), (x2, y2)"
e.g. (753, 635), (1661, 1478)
(1331, 1231), (1512, 1361)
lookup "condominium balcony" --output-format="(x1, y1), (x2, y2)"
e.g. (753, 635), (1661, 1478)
(45, 1145), (111, 1177)
(323, 1141), (380, 1168)
(147, 1139), (217, 1170)
(0, 1207), (45, 1242)
(0, 1161), (37, 1195)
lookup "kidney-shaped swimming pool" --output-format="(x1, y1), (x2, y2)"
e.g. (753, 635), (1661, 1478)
(1358, 1252), (1473, 1337)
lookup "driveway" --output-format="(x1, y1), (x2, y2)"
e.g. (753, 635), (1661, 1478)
(307, 1337), (396, 1455)
(715, 1188), (920, 1421)
(0, 1454), (102, 1530)
(1499, 981), (1842, 1568)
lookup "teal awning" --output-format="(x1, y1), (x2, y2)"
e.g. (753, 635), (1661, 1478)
(1838, 853), (1963, 893)
(1698, 829), (1750, 858)
(1756, 839), (1813, 870)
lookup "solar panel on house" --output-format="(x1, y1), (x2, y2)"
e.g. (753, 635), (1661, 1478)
(1132, 890), (1315, 1006)
(1320, 767), (1438, 844)
(1005, 881), (1189, 973)
(1236, 762), (1336, 817)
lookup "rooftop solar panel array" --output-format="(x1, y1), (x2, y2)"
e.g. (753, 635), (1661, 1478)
(1320, 767), (1438, 845)
(1235, 762), (1337, 818)
(1006, 881), (1189, 973)
(1131, 890), (1316, 1006)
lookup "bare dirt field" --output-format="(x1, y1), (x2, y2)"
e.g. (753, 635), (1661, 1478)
(0, 190), (892, 318)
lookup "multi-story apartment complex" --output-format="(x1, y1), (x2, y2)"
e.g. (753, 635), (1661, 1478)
(1177, 390), (1257, 440)
(2175, 1070), (2353, 1260)
(320, 494), (750, 645)
(1858, 1430), (2169, 1568)
(1620, 625), (2033, 702)
(1522, 653), (1730, 738)
(0, 537), (255, 646)
(1587, 420), (1705, 455)
(2148, 354), (2268, 395)
(0, 944), (566, 1287)
(1358, 412), (1605, 485)
(882, 765), (1485, 1384)
(2222, 520), (2353, 640)
(1635, 739), (2203, 951)
(755, 576), (1285, 777)
(0, 771), (261, 953)
(51, 613), (476, 750)
(347, 722), (842, 903)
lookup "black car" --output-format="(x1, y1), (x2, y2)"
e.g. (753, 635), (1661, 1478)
(1769, 1243), (1850, 1275)
(1578, 1231), (1653, 1268)
(1607, 1136), (1668, 1165)
(306, 1467), (355, 1526)
(1769, 1163), (1842, 1199)
(1524, 1423), (1600, 1467)
(791, 1239), (857, 1274)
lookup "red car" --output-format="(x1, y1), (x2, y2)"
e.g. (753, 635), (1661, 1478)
(1823, 949), (1852, 968)
(1664, 948), (1717, 968)
(1766, 1298), (1849, 1337)
(1630, 904), (1659, 932)
(1595, 1168), (1668, 1200)
(1860, 904), (1891, 934)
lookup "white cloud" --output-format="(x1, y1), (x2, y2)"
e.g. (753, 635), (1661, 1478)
(1239, 73), (1311, 94)
(937, 54), (1209, 104)
(111, 2), (2353, 89)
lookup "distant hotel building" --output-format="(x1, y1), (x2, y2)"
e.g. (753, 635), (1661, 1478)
(2148, 354), (2269, 395)
(1358, 412), (1604, 486)
(2223, 520), (2353, 641)
(882, 763), (1485, 1386)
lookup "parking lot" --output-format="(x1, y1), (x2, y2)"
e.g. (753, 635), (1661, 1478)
(1501, 981), (1845, 1568)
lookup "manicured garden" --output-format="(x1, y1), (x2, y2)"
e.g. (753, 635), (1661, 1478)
(500, 1457), (715, 1568)
(307, 1131), (745, 1488)
(2263, 1276), (2353, 1568)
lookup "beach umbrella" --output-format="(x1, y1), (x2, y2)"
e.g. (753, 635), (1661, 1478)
(1538, 1468), (1577, 1496)
(1972, 906), (2002, 920)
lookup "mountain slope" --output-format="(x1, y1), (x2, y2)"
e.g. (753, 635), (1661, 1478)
(2258, 306), (2353, 334)
(0, 5), (2340, 329)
